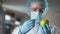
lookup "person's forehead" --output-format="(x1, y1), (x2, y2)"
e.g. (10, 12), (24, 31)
(30, 4), (43, 9)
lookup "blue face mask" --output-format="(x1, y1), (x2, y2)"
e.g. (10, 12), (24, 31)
(30, 11), (42, 20)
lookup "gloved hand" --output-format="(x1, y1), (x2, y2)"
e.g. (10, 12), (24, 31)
(20, 19), (35, 34)
(40, 19), (51, 34)
(40, 24), (51, 34)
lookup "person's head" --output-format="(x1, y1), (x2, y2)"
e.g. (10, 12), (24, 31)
(30, 1), (44, 14)
(26, 0), (48, 19)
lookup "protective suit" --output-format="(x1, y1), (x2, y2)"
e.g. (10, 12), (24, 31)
(12, 24), (60, 34)
(12, 0), (60, 34)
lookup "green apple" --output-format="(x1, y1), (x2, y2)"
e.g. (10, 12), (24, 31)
(40, 19), (49, 26)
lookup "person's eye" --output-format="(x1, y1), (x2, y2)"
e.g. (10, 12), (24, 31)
(39, 10), (43, 13)
(33, 9), (37, 11)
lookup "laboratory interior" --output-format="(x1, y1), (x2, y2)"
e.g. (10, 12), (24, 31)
(0, 0), (60, 34)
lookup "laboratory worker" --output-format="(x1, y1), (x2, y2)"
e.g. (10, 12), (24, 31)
(12, 0), (60, 34)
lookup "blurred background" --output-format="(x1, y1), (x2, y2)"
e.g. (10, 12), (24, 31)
(0, 0), (60, 34)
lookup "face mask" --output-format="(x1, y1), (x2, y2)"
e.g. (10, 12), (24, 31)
(30, 11), (42, 20)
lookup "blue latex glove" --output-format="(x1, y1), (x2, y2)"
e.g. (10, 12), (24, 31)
(20, 19), (35, 34)
(41, 24), (51, 34)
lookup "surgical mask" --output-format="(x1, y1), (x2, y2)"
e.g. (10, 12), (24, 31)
(30, 11), (42, 20)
